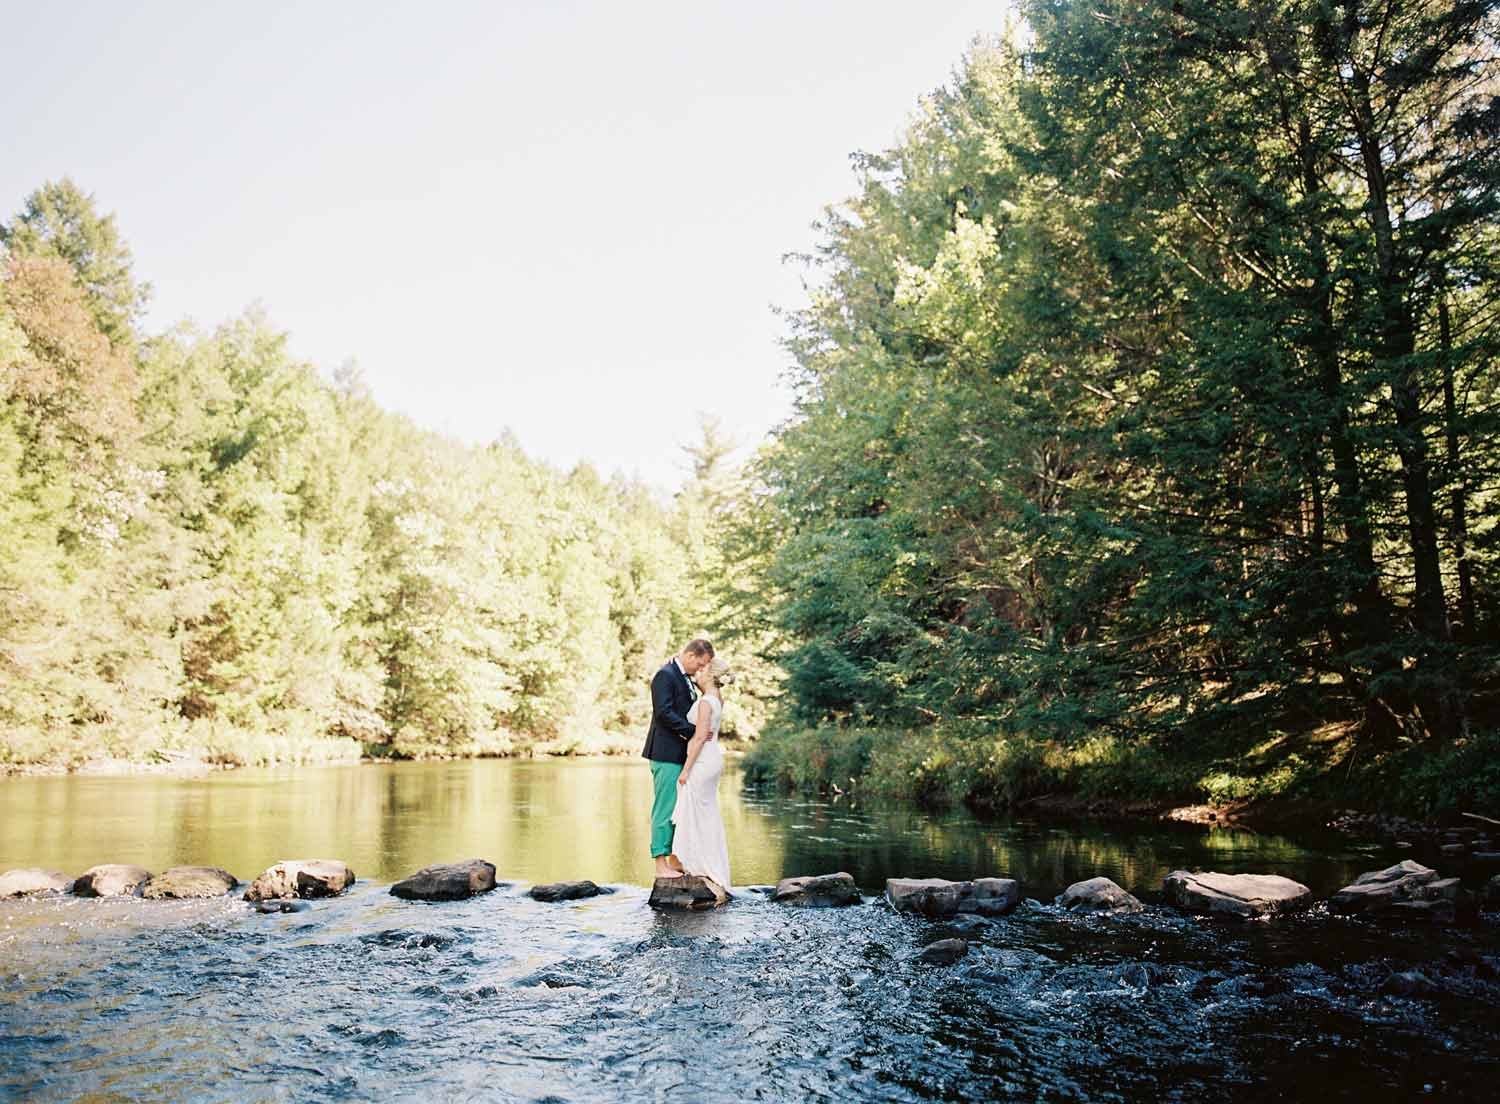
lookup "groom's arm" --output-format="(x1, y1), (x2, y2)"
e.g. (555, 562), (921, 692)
(651, 669), (694, 739)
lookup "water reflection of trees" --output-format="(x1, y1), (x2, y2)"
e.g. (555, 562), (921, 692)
(0, 763), (1363, 895)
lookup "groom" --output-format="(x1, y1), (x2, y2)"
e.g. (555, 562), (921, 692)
(642, 637), (714, 879)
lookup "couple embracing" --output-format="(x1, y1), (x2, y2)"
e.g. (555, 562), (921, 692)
(641, 638), (733, 887)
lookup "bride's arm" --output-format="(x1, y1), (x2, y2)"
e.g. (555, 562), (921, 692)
(677, 704), (713, 785)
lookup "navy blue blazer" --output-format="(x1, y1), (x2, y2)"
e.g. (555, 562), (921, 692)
(641, 659), (697, 764)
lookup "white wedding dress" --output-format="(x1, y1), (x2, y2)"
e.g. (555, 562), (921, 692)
(670, 695), (731, 889)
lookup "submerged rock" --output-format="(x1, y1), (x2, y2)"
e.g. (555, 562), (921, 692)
(648, 875), (728, 910)
(1329, 860), (1438, 915)
(142, 866), (237, 899)
(1381, 969), (1440, 997)
(243, 860), (355, 902)
(915, 937), (969, 965)
(1484, 874), (1500, 908)
(1161, 870), (1311, 919)
(73, 864), (152, 898)
(1056, 876), (1144, 916)
(885, 876), (1021, 918)
(253, 898), (312, 914)
(0, 868), (74, 898)
(771, 872), (861, 908)
(528, 880), (604, 902)
(391, 860), (498, 901)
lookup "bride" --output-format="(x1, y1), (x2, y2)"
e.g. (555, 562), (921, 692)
(671, 658), (733, 889)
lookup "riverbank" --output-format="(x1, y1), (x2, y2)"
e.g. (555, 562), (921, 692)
(1, 734), (755, 779)
(741, 720), (1500, 826)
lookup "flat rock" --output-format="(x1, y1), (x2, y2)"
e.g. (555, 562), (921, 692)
(391, 860), (497, 901)
(772, 872), (861, 908)
(648, 875), (728, 910)
(1162, 870), (1311, 919)
(1329, 860), (1438, 914)
(1473, 851), (1500, 862)
(142, 866), (237, 899)
(244, 860), (355, 902)
(0, 868), (74, 898)
(1056, 876), (1144, 916)
(886, 877), (1021, 918)
(73, 864), (152, 898)
(528, 880), (604, 902)
(915, 937), (969, 965)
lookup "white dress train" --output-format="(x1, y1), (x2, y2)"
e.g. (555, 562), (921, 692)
(670, 695), (731, 889)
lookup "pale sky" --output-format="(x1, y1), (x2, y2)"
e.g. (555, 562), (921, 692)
(3, 1), (1006, 489)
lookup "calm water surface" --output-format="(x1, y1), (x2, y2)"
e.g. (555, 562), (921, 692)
(1, 758), (1497, 1101)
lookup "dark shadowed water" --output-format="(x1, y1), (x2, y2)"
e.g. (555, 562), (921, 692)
(1, 759), (1497, 1101)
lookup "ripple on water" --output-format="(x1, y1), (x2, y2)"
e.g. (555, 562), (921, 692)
(0, 887), (1498, 1101)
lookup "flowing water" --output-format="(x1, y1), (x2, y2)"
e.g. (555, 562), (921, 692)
(0, 758), (1496, 1101)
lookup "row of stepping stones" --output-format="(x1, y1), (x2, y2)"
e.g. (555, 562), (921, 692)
(5, 859), (1496, 926)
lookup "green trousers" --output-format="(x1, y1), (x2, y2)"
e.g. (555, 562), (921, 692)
(649, 760), (682, 857)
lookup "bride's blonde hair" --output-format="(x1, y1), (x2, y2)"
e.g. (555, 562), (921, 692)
(707, 657), (734, 689)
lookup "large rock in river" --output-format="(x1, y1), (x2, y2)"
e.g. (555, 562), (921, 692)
(142, 866), (238, 899)
(1056, 876), (1144, 916)
(390, 860), (498, 901)
(772, 872), (861, 908)
(0, 868), (74, 898)
(1162, 870), (1311, 919)
(648, 875), (728, 910)
(528, 880), (604, 902)
(1329, 860), (1438, 914)
(885, 877), (1021, 918)
(73, 864), (153, 898)
(243, 860), (355, 902)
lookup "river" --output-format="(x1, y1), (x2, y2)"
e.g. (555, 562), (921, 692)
(1, 758), (1496, 1100)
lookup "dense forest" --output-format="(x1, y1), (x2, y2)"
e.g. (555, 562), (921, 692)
(5, 1), (1499, 818)
(742, 0), (1500, 815)
(0, 180), (771, 770)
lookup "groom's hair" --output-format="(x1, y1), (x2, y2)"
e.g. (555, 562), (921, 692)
(682, 638), (715, 658)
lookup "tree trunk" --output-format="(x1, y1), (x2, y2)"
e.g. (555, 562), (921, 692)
(1439, 294), (1476, 640)
(1342, 21), (1461, 740)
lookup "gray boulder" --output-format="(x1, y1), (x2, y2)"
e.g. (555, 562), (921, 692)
(0, 868), (73, 898)
(914, 937), (969, 965)
(1056, 876), (1145, 916)
(885, 876), (1021, 918)
(1329, 860), (1438, 914)
(528, 880), (603, 902)
(243, 860), (355, 902)
(390, 860), (498, 901)
(772, 872), (861, 908)
(73, 864), (153, 898)
(142, 866), (237, 899)
(648, 875), (728, 910)
(1162, 870), (1311, 919)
